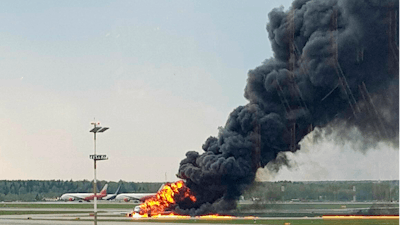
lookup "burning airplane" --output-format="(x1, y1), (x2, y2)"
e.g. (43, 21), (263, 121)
(138, 180), (196, 216)
(130, 0), (398, 218)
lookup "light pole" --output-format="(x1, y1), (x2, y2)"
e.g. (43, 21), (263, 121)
(89, 122), (109, 225)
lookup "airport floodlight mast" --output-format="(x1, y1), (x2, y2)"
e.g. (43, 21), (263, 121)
(89, 121), (109, 225)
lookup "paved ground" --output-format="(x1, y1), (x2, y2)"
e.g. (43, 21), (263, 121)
(1, 201), (397, 224)
(0, 210), (322, 225)
(0, 219), (201, 225)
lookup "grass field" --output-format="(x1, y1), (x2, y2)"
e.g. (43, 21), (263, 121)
(0, 202), (138, 209)
(116, 217), (400, 224)
(0, 202), (398, 224)
(238, 202), (399, 210)
(26, 218), (397, 225)
(2, 202), (398, 209)
(0, 210), (88, 215)
(199, 219), (395, 225)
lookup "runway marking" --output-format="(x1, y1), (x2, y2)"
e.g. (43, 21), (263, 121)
(323, 215), (399, 219)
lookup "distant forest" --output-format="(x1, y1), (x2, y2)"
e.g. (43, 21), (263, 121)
(0, 180), (162, 202)
(243, 180), (399, 203)
(0, 179), (397, 202)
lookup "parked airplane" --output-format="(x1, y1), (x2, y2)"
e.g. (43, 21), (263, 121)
(60, 183), (108, 202)
(103, 185), (121, 201)
(115, 184), (164, 202)
(115, 192), (155, 202)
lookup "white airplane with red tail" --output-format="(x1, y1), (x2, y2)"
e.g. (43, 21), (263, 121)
(60, 184), (108, 202)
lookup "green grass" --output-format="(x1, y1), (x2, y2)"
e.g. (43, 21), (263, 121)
(0, 210), (90, 215)
(0, 203), (138, 209)
(2, 202), (398, 210)
(18, 217), (397, 225)
(1, 202), (398, 224)
(106, 218), (399, 224)
(253, 219), (397, 225)
(238, 203), (399, 210)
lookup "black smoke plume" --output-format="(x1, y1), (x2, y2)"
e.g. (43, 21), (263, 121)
(176, 0), (398, 216)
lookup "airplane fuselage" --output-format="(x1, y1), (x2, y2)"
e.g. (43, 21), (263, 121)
(60, 192), (107, 201)
(60, 184), (109, 202)
(115, 193), (155, 202)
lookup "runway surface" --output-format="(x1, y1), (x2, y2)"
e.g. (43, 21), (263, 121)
(0, 220), (198, 225)
(0, 210), (322, 225)
(1, 201), (397, 224)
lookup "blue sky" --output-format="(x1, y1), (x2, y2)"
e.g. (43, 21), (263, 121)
(0, 0), (397, 182)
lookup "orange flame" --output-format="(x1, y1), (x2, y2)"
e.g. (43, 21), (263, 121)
(127, 180), (255, 219)
(138, 180), (196, 216)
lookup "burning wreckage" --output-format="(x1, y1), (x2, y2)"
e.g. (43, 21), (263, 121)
(129, 0), (399, 218)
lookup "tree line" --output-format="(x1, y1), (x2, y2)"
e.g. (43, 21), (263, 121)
(0, 179), (397, 202)
(242, 180), (399, 202)
(0, 180), (162, 202)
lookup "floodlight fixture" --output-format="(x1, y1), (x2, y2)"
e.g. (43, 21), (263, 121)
(98, 127), (109, 133)
(90, 127), (102, 133)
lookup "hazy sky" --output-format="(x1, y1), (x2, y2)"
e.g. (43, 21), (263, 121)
(0, 0), (398, 183)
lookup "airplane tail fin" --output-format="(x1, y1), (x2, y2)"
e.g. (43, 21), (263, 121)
(104, 184), (121, 200)
(114, 185), (121, 195)
(100, 183), (108, 195)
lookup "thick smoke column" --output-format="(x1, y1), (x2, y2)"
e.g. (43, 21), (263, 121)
(177, 0), (398, 215)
